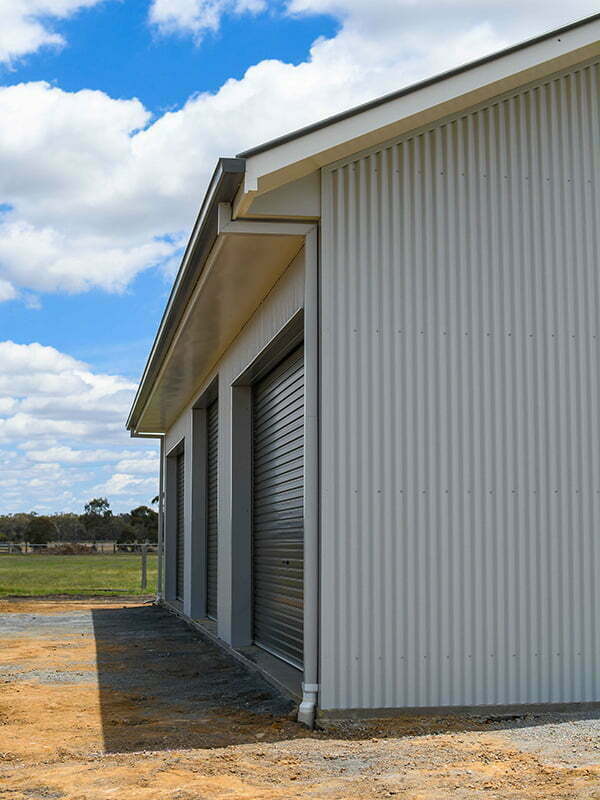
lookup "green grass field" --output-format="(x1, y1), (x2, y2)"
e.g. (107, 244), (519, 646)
(0, 554), (157, 597)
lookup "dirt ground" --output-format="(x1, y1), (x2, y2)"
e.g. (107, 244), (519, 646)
(1, 598), (600, 799)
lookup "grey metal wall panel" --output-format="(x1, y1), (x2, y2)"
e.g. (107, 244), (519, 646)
(206, 399), (219, 619)
(176, 451), (185, 602)
(320, 59), (600, 710)
(253, 345), (304, 668)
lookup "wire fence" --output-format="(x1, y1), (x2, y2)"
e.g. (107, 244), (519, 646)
(0, 541), (157, 554)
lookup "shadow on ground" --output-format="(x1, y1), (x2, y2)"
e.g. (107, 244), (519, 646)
(91, 604), (297, 753)
(3, 601), (600, 799)
(4, 598), (600, 763)
(91, 604), (600, 756)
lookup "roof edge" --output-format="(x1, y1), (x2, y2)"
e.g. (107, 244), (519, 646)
(127, 157), (245, 433)
(237, 11), (600, 160)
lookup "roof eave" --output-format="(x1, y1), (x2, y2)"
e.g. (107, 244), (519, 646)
(126, 157), (245, 433)
(238, 11), (600, 161)
(238, 12), (600, 197)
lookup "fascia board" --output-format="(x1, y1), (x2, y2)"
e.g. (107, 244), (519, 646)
(241, 16), (600, 195)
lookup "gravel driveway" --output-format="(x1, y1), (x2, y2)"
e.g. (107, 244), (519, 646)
(1, 597), (599, 799)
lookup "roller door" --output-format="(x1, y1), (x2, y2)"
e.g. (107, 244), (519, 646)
(252, 346), (304, 668)
(206, 400), (219, 619)
(175, 451), (185, 602)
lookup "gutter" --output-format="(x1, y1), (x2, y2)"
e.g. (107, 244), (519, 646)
(237, 11), (600, 160)
(127, 157), (246, 434)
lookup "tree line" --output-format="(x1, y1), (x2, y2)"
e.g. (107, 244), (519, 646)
(0, 497), (158, 545)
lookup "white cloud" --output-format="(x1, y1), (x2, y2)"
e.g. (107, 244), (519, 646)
(0, 2), (596, 302)
(0, 82), (178, 295)
(0, 413), (90, 440)
(0, 218), (174, 294)
(0, 397), (17, 414)
(114, 453), (160, 475)
(149, 0), (267, 39)
(0, 341), (158, 513)
(0, 278), (17, 302)
(26, 446), (136, 463)
(0, 0), (106, 65)
(101, 472), (158, 495)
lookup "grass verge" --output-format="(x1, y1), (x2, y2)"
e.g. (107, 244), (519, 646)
(0, 554), (157, 597)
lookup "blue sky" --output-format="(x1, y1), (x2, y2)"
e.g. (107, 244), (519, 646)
(0, 0), (596, 515)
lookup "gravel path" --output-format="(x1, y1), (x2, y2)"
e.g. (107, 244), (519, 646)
(1, 598), (599, 799)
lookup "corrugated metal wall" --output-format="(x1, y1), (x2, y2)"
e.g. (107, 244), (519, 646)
(320, 59), (600, 710)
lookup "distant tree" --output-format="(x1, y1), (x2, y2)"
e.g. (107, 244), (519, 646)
(25, 515), (56, 545)
(116, 523), (137, 546)
(52, 513), (85, 542)
(0, 500), (159, 545)
(84, 498), (112, 518)
(0, 513), (33, 542)
(129, 505), (158, 543)
(81, 498), (113, 541)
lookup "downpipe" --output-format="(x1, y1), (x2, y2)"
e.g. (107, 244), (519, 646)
(298, 682), (319, 728)
(298, 225), (320, 729)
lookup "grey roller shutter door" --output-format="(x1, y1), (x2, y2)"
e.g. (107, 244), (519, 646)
(252, 345), (304, 669)
(175, 451), (185, 602)
(206, 400), (219, 620)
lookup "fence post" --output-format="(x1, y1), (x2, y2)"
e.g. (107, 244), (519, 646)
(141, 541), (148, 592)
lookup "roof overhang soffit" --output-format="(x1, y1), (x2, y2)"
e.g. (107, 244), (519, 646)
(132, 209), (314, 434)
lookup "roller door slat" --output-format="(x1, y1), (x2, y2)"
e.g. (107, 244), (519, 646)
(254, 451), (303, 481)
(254, 387), (305, 428)
(253, 410), (305, 446)
(253, 374), (304, 416)
(206, 400), (219, 620)
(176, 452), (185, 602)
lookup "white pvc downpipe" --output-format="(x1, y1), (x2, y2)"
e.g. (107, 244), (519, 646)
(297, 225), (320, 728)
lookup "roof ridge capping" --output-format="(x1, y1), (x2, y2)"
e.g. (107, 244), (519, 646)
(237, 11), (600, 160)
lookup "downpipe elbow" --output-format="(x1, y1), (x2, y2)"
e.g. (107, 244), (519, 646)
(297, 683), (319, 729)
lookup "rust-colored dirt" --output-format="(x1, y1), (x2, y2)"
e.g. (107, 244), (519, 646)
(1, 598), (599, 799)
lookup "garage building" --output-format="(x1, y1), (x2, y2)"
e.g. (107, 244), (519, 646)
(127, 13), (600, 725)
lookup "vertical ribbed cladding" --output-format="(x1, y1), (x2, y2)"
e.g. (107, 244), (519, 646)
(320, 59), (600, 711)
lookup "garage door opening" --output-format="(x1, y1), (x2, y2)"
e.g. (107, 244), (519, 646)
(252, 345), (304, 669)
(206, 399), (219, 620)
(175, 450), (185, 603)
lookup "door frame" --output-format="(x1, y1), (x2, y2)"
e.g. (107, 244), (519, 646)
(164, 437), (185, 608)
(228, 310), (305, 648)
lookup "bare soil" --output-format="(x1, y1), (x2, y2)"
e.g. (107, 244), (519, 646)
(1, 598), (599, 799)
